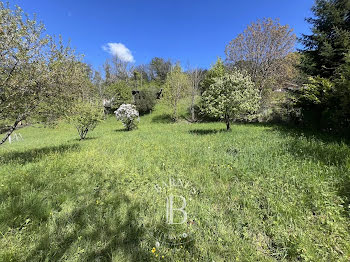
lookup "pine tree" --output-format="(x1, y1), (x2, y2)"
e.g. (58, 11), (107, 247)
(300, 0), (350, 78)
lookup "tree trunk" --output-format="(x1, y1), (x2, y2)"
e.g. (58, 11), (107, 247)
(173, 101), (178, 121)
(0, 119), (22, 146)
(190, 91), (195, 122)
(226, 121), (230, 131)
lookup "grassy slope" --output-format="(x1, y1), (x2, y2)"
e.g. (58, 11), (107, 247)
(0, 103), (350, 261)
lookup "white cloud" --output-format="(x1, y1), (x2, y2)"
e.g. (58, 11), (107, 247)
(102, 43), (134, 62)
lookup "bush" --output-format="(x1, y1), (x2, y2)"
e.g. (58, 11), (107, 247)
(68, 101), (104, 140)
(115, 104), (139, 131)
(133, 89), (157, 115)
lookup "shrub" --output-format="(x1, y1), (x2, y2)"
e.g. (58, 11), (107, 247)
(115, 104), (139, 130)
(133, 89), (157, 115)
(68, 101), (104, 140)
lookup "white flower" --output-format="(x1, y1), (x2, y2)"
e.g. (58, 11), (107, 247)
(114, 104), (140, 130)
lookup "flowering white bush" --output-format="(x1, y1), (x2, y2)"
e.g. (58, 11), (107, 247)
(114, 104), (139, 130)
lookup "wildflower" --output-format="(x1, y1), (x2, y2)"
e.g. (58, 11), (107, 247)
(151, 247), (156, 253)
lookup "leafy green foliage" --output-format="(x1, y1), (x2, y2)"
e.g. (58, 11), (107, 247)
(134, 89), (157, 115)
(297, 0), (350, 132)
(163, 64), (191, 121)
(0, 3), (91, 145)
(300, 0), (350, 78)
(105, 81), (133, 111)
(298, 76), (334, 106)
(200, 58), (226, 93)
(67, 101), (104, 140)
(201, 71), (260, 130)
(150, 57), (172, 83)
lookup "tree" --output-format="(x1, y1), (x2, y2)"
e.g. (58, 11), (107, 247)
(200, 58), (225, 93)
(225, 18), (296, 90)
(104, 81), (133, 112)
(133, 64), (150, 88)
(163, 64), (190, 121)
(189, 68), (205, 122)
(67, 100), (104, 140)
(92, 71), (104, 98)
(300, 0), (350, 78)
(112, 56), (133, 81)
(150, 57), (172, 82)
(201, 71), (260, 130)
(297, 0), (350, 131)
(0, 3), (90, 145)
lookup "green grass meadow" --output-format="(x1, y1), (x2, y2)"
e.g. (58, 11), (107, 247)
(1, 104), (350, 261)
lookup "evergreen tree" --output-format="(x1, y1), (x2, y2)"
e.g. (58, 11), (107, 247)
(300, 0), (350, 78)
(297, 0), (350, 132)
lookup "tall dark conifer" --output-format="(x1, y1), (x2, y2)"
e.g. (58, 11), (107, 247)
(300, 0), (350, 78)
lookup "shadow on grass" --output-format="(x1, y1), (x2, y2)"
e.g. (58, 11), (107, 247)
(27, 193), (151, 262)
(0, 143), (80, 165)
(242, 121), (350, 145)
(189, 129), (227, 135)
(115, 128), (129, 132)
(72, 137), (98, 141)
(267, 124), (350, 166)
(151, 114), (173, 124)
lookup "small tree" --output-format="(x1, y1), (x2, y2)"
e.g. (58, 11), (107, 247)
(163, 64), (190, 121)
(202, 71), (260, 130)
(68, 101), (104, 140)
(115, 104), (139, 130)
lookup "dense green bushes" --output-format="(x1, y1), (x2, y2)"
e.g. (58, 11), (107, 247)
(133, 88), (158, 115)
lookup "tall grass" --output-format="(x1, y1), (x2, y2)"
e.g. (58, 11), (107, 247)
(0, 103), (349, 261)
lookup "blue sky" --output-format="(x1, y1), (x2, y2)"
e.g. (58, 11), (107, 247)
(11, 0), (315, 70)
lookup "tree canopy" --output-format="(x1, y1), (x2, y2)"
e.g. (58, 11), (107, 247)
(201, 71), (260, 130)
(0, 3), (91, 145)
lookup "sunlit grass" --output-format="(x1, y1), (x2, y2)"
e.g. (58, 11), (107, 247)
(1, 103), (350, 261)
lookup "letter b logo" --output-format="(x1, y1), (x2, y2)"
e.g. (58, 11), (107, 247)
(166, 194), (187, 224)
